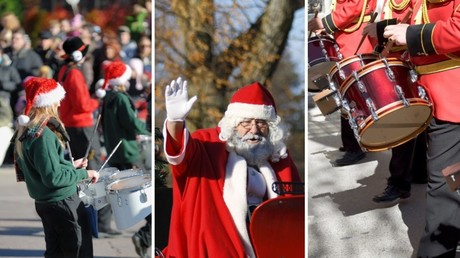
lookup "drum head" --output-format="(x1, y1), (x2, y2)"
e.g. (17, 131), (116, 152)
(107, 175), (151, 193)
(360, 101), (432, 151)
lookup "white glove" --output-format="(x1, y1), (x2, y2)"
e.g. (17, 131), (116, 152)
(165, 77), (197, 121)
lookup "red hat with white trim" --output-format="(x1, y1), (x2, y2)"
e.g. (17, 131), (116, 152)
(224, 82), (277, 121)
(96, 61), (132, 98)
(18, 77), (66, 126)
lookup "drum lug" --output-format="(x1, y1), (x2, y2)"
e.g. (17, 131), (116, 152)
(336, 62), (346, 80)
(409, 69), (418, 83)
(358, 54), (365, 66)
(334, 44), (343, 60)
(319, 39), (330, 62)
(117, 194), (123, 207)
(365, 98), (379, 121)
(418, 86), (428, 100)
(394, 85), (409, 107)
(333, 92), (342, 108)
(328, 74), (338, 91)
(382, 58), (396, 81)
(352, 71), (367, 93)
(140, 189), (148, 203)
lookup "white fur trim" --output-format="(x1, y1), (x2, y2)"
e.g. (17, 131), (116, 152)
(225, 102), (276, 121)
(96, 89), (106, 99)
(258, 162), (279, 199)
(163, 119), (189, 165)
(223, 152), (255, 258)
(108, 65), (132, 86)
(34, 83), (66, 107)
(18, 115), (30, 126)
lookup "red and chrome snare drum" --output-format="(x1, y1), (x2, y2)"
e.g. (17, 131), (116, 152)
(340, 58), (432, 151)
(308, 35), (342, 92)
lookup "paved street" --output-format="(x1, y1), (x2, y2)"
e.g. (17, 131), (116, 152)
(0, 165), (150, 258)
(307, 95), (429, 258)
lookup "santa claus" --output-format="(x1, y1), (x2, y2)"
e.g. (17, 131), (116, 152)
(162, 77), (301, 258)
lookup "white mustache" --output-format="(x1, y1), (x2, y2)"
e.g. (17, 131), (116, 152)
(241, 133), (263, 142)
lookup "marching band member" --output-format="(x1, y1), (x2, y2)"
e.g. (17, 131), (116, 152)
(13, 77), (99, 258)
(308, 0), (379, 166)
(383, 0), (460, 255)
(161, 78), (301, 257)
(363, 0), (429, 203)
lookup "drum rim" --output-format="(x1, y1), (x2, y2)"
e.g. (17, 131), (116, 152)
(340, 58), (409, 96)
(355, 100), (433, 151)
(107, 175), (152, 193)
(328, 53), (379, 76)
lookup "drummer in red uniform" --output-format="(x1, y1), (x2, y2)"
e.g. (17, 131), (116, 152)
(383, 0), (460, 256)
(361, 0), (429, 203)
(308, 0), (379, 166)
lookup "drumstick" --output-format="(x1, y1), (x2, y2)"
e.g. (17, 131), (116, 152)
(97, 140), (122, 173)
(354, 12), (378, 55)
(381, 9), (413, 57)
(83, 114), (101, 160)
(308, 9), (319, 39)
(88, 140), (122, 186)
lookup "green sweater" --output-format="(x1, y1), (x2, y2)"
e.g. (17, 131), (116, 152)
(17, 127), (88, 202)
(101, 91), (149, 165)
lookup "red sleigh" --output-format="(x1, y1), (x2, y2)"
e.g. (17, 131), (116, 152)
(250, 182), (305, 258)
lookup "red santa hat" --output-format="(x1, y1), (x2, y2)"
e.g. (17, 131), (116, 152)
(17, 77), (66, 126)
(224, 82), (277, 121)
(96, 61), (132, 98)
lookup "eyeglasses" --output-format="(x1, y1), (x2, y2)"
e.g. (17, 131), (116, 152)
(238, 119), (268, 130)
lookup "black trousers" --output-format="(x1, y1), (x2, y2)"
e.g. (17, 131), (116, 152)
(67, 126), (102, 170)
(35, 192), (93, 258)
(388, 130), (427, 191)
(417, 118), (460, 257)
(340, 116), (362, 152)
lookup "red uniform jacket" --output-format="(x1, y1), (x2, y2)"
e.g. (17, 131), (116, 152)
(404, 0), (460, 122)
(322, 0), (379, 56)
(163, 125), (301, 258)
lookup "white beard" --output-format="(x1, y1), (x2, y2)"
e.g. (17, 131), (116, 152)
(229, 132), (274, 166)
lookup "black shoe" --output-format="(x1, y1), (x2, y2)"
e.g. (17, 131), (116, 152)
(132, 233), (148, 258)
(373, 185), (411, 203)
(333, 151), (365, 166)
(98, 228), (123, 238)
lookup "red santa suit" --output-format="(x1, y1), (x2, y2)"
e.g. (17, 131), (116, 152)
(162, 82), (301, 258)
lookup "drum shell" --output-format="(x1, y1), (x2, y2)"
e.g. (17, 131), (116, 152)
(329, 53), (378, 89)
(340, 58), (432, 151)
(107, 175), (152, 230)
(308, 36), (340, 67)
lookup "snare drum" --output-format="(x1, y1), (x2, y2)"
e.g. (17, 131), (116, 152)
(308, 36), (342, 92)
(107, 175), (152, 229)
(340, 58), (432, 151)
(78, 167), (119, 210)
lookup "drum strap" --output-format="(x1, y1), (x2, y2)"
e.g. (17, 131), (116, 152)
(415, 58), (460, 74)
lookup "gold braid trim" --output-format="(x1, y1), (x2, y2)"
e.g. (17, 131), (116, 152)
(344, 0), (369, 33)
(390, 0), (410, 11)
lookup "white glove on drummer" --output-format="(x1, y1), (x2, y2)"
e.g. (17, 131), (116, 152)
(165, 77), (197, 121)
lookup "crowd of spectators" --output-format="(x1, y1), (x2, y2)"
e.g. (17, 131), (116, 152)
(0, 4), (152, 167)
